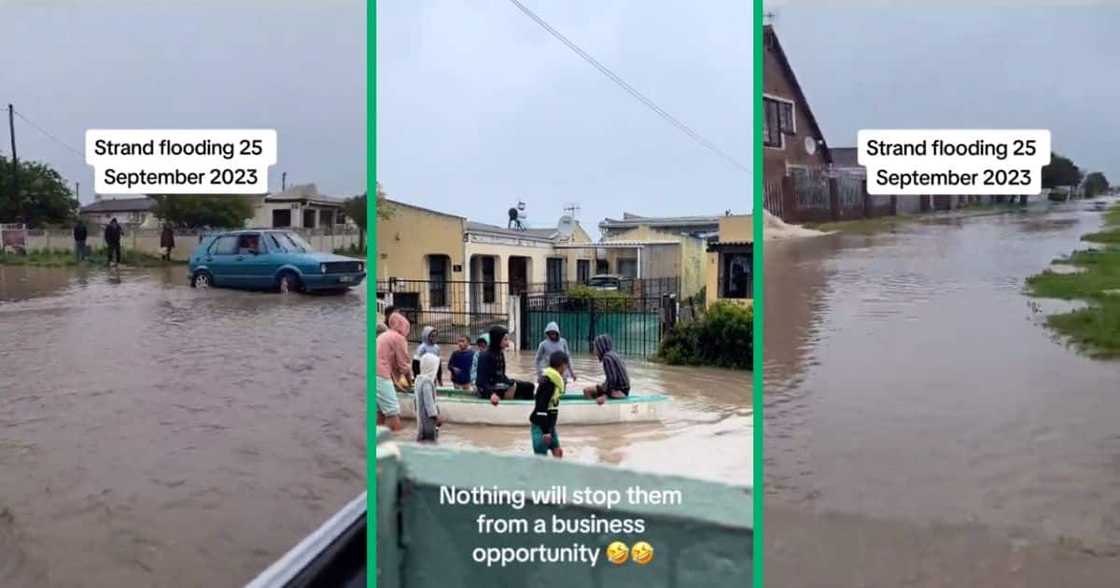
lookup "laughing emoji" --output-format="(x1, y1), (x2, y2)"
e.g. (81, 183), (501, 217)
(606, 541), (629, 565)
(631, 541), (654, 565)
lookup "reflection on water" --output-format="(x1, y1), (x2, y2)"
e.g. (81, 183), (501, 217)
(413, 348), (752, 486)
(765, 200), (1120, 585)
(0, 266), (365, 587)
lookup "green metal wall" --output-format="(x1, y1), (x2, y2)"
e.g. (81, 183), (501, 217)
(376, 430), (753, 587)
(528, 310), (662, 357)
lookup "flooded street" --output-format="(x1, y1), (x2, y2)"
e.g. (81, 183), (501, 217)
(0, 266), (365, 587)
(416, 351), (752, 487)
(765, 200), (1120, 585)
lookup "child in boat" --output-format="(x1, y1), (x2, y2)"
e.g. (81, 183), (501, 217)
(412, 326), (443, 386)
(534, 321), (576, 382)
(448, 334), (475, 390)
(583, 334), (630, 405)
(470, 333), (488, 390)
(376, 313), (413, 432)
(476, 326), (535, 405)
(414, 353), (442, 442)
(530, 350), (568, 459)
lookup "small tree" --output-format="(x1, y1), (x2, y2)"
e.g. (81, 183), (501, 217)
(1042, 152), (1083, 189)
(0, 156), (78, 226)
(1083, 172), (1110, 198)
(150, 195), (254, 228)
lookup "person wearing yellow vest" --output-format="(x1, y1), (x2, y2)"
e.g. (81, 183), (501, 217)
(529, 351), (569, 458)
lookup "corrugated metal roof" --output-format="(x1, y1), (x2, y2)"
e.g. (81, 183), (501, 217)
(466, 221), (557, 241)
(79, 197), (156, 213)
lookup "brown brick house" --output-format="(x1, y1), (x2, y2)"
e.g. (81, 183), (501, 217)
(763, 25), (830, 179)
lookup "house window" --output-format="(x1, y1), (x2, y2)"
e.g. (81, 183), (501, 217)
(272, 209), (291, 227)
(481, 256), (496, 303)
(595, 259), (609, 274)
(779, 102), (794, 134)
(303, 209), (317, 229)
(320, 209), (335, 227)
(546, 258), (565, 292)
(764, 98), (782, 148)
(721, 252), (751, 299)
(428, 255), (450, 307)
(577, 259), (591, 284)
(617, 258), (638, 279)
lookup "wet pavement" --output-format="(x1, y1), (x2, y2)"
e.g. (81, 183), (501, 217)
(406, 350), (752, 487)
(0, 265), (365, 587)
(764, 199), (1120, 586)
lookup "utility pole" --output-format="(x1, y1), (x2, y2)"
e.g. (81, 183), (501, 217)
(281, 171), (287, 191)
(75, 181), (80, 202)
(7, 104), (18, 212)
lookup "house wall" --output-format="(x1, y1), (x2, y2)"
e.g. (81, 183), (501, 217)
(763, 28), (829, 182)
(376, 201), (465, 282)
(601, 225), (705, 298)
(251, 201), (346, 229)
(80, 210), (159, 229)
(23, 227), (359, 261)
(718, 215), (752, 242)
(705, 250), (753, 309)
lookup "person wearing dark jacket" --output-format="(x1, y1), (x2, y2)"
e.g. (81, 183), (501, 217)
(582, 334), (631, 404)
(529, 351), (568, 458)
(160, 224), (175, 261)
(475, 325), (535, 404)
(72, 221), (88, 262)
(103, 218), (123, 266)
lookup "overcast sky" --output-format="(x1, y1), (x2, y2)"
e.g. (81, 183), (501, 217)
(1, 0), (364, 205)
(377, 0), (753, 238)
(768, 2), (1120, 181)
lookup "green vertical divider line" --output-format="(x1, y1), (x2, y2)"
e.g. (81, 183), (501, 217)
(367, 0), (377, 585)
(752, 0), (765, 585)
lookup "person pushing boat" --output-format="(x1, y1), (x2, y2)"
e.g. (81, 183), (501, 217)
(583, 334), (630, 405)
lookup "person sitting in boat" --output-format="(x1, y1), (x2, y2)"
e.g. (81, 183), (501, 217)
(448, 334), (475, 390)
(415, 353), (443, 442)
(530, 350), (568, 459)
(470, 333), (488, 390)
(412, 326), (443, 386)
(534, 322), (576, 382)
(476, 326), (535, 405)
(376, 313), (413, 431)
(582, 334), (630, 405)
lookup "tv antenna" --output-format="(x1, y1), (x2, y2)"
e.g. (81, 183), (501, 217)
(563, 202), (580, 219)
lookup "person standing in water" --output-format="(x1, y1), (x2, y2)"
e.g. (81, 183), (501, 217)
(412, 326), (443, 386)
(530, 351), (569, 459)
(470, 333), (488, 390)
(414, 353), (442, 442)
(476, 325), (534, 405)
(160, 223), (175, 261)
(72, 220), (88, 262)
(448, 334), (476, 390)
(376, 313), (413, 431)
(103, 218), (123, 266)
(533, 322), (576, 382)
(583, 334), (630, 404)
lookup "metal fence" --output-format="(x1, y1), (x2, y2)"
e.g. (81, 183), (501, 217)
(523, 291), (674, 358)
(376, 279), (512, 344)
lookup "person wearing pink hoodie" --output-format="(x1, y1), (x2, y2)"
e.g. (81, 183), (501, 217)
(376, 312), (413, 431)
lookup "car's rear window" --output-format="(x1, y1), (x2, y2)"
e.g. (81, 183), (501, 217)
(269, 232), (312, 253)
(209, 235), (238, 255)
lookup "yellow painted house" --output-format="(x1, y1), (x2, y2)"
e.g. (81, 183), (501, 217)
(705, 214), (753, 308)
(598, 213), (723, 300)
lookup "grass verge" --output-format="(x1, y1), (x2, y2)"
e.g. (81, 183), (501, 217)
(1026, 203), (1120, 356)
(0, 247), (185, 267)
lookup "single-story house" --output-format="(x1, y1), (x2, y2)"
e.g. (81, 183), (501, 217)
(705, 214), (752, 308)
(79, 196), (160, 228)
(251, 184), (349, 230)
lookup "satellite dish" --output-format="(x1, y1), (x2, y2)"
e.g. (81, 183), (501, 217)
(804, 137), (817, 155)
(557, 215), (574, 240)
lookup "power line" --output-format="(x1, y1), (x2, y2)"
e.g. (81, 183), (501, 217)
(505, 0), (750, 174)
(12, 109), (85, 161)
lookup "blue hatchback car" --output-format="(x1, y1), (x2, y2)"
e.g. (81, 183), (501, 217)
(188, 229), (366, 293)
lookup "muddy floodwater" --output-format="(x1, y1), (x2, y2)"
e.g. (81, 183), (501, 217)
(765, 199), (1120, 586)
(0, 265), (365, 587)
(414, 350), (752, 487)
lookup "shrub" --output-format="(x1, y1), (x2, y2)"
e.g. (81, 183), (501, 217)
(658, 301), (752, 370)
(564, 284), (633, 312)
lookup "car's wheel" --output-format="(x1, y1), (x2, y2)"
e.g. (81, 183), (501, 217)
(191, 270), (212, 289)
(278, 271), (302, 294)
